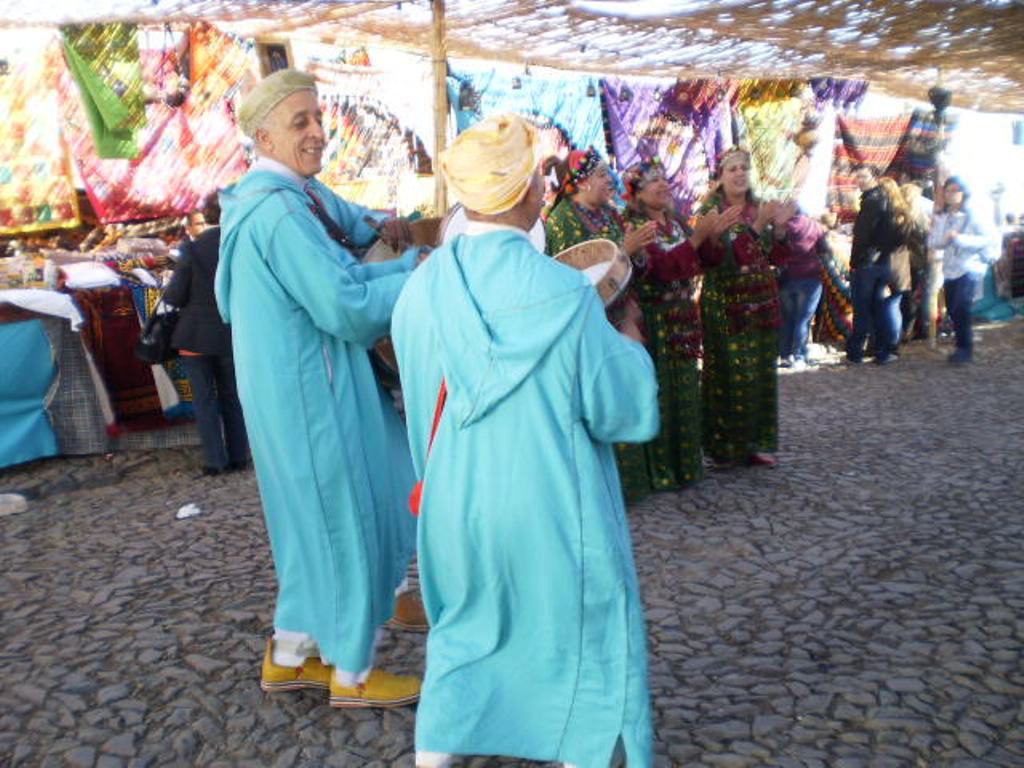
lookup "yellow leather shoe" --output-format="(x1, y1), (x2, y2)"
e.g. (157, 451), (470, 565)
(260, 638), (332, 693)
(329, 669), (421, 709)
(387, 590), (429, 632)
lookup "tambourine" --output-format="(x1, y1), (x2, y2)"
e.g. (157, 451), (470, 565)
(553, 238), (633, 308)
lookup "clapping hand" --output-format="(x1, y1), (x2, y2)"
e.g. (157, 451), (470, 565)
(690, 209), (719, 246)
(714, 205), (744, 237)
(623, 220), (659, 256)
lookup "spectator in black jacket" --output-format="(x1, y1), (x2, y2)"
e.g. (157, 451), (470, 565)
(846, 164), (903, 364)
(164, 195), (250, 475)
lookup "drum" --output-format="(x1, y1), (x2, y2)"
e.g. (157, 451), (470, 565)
(553, 238), (633, 307)
(361, 218), (441, 389)
(440, 203), (547, 253)
(409, 217), (441, 248)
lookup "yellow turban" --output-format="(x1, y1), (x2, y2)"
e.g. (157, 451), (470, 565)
(237, 69), (317, 138)
(440, 114), (542, 215)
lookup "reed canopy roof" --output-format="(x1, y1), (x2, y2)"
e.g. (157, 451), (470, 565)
(5, 0), (1024, 111)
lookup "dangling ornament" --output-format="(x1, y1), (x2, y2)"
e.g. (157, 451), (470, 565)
(795, 113), (821, 156)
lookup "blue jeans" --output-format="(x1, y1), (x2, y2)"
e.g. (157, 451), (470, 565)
(944, 273), (980, 357)
(884, 293), (903, 353)
(181, 354), (249, 470)
(778, 276), (823, 360)
(847, 263), (900, 362)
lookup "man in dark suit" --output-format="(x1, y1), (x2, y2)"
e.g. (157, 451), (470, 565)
(164, 194), (249, 475)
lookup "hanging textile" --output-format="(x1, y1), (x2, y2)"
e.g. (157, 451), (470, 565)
(738, 94), (806, 201)
(449, 65), (605, 163)
(733, 79), (805, 108)
(816, 239), (854, 345)
(660, 79), (733, 174)
(828, 114), (913, 218)
(604, 77), (720, 216)
(809, 77), (869, 111)
(188, 22), (254, 114)
(61, 24), (146, 159)
(310, 55), (433, 213)
(58, 31), (249, 223)
(890, 109), (948, 181)
(0, 33), (80, 234)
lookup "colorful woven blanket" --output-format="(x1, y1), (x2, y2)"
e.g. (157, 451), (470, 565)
(74, 286), (170, 432)
(829, 114), (913, 218)
(0, 34), (80, 234)
(58, 25), (249, 223)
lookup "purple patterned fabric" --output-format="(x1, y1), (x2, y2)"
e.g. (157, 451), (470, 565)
(603, 77), (723, 216)
(810, 78), (868, 110)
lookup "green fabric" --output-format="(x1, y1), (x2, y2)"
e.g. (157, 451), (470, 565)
(619, 211), (704, 499)
(644, 304), (704, 485)
(544, 197), (624, 256)
(698, 192), (780, 464)
(701, 271), (779, 463)
(62, 24), (145, 159)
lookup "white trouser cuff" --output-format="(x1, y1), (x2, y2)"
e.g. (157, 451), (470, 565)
(329, 628), (382, 686)
(332, 665), (372, 687)
(271, 629), (319, 667)
(415, 751), (455, 768)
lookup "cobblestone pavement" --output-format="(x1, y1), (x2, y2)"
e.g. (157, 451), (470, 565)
(2, 320), (1023, 768)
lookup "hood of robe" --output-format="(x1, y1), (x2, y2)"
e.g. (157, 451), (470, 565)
(422, 229), (592, 428)
(215, 169), (308, 323)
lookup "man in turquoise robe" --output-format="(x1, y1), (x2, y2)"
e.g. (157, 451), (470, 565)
(215, 69), (419, 706)
(393, 115), (659, 766)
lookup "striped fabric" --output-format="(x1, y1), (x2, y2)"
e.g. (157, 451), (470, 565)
(891, 109), (947, 181)
(828, 114), (912, 219)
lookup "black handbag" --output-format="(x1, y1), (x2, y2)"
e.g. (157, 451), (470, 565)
(134, 297), (180, 364)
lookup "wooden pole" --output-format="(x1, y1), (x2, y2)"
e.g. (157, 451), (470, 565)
(431, 0), (448, 216)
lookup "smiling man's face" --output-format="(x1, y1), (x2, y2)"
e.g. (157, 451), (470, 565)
(255, 89), (326, 178)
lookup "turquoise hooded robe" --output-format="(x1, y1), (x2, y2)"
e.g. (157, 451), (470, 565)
(216, 169), (417, 675)
(392, 228), (659, 767)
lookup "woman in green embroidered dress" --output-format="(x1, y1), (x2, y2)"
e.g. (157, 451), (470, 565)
(696, 148), (794, 468)
(544, 147), (659, 502)
(621, 159), (737, 492)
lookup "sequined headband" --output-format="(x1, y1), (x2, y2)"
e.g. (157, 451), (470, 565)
(716, 147), (750, 173)
(563, 147), (604, 194)
(622, 158), (666, 200)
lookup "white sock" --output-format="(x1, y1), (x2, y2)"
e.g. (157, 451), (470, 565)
(415, 750), (455, 767)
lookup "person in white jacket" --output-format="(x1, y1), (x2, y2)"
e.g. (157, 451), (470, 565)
(927, 176), (998, 363)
